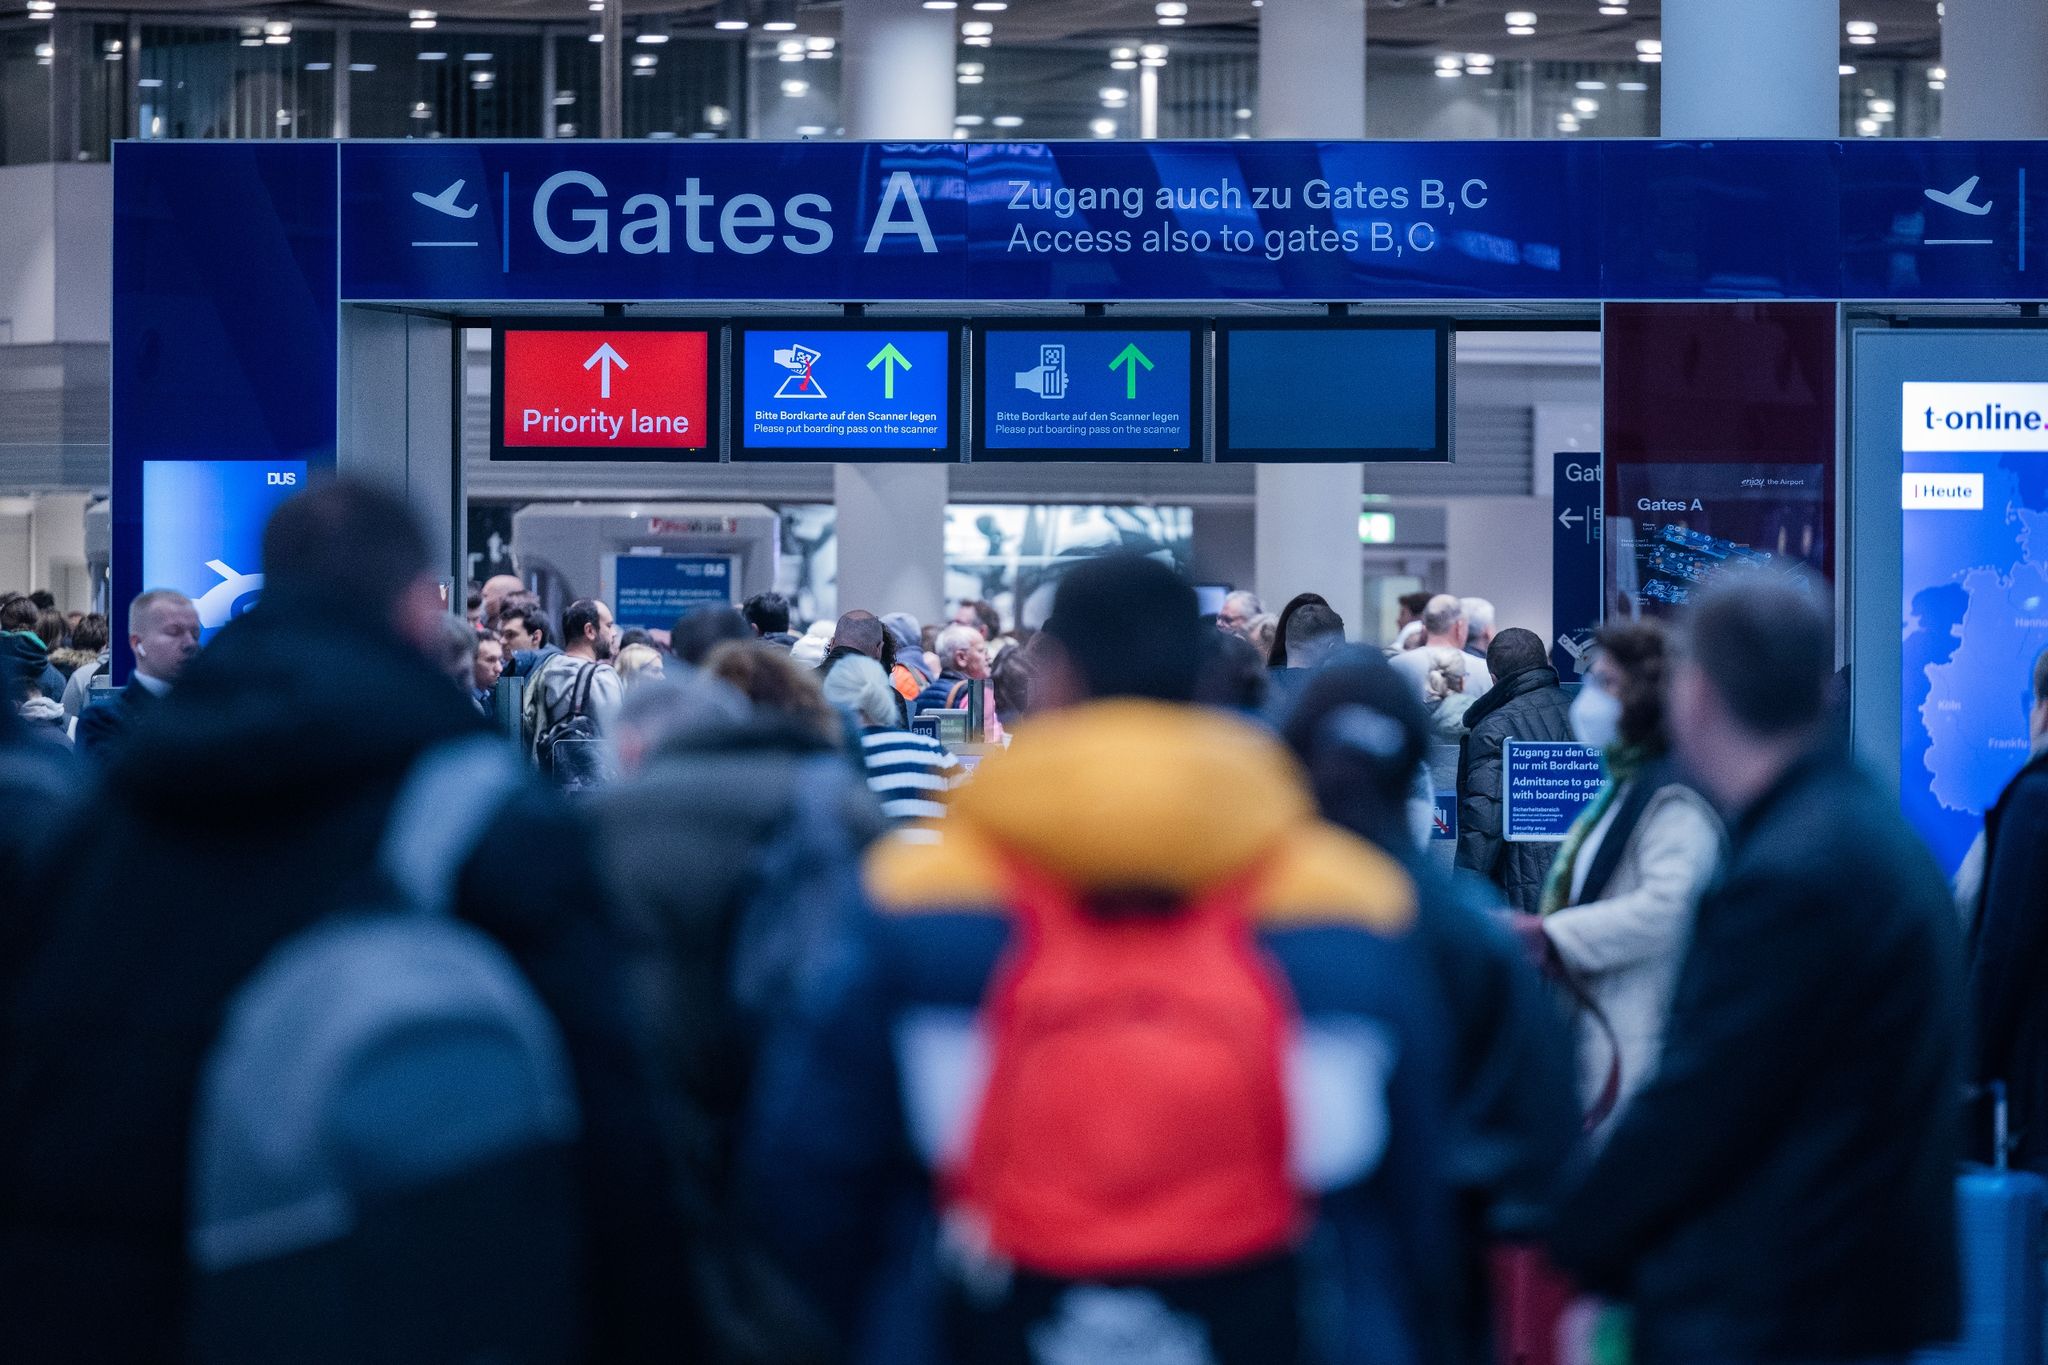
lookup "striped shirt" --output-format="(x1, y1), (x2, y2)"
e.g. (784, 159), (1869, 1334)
(859, 726), (965, 830)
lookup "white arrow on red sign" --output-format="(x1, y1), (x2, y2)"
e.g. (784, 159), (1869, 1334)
(584, 342), (629, 399)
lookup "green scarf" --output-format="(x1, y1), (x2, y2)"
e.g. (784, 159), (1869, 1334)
(1537, 744), (1648, 917)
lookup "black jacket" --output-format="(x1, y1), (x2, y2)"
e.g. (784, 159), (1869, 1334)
(1456, 664), (1574, 912)
(73, 675), (160, 762)
(1550, 750), (1963, 1365)
(1968, 748), (2048, 1171)
(0, 604), (691, 1363)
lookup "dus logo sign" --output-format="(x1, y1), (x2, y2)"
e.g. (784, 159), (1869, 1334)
(266, 471), (299, 486)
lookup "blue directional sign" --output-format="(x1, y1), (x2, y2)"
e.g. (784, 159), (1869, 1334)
(1503, 740), (1607, 842)
(1552, 451), (1604, 680)
(733, 323), (956, 459)
(975, 325), (1199, 460)
(327, 139), (2048, 303)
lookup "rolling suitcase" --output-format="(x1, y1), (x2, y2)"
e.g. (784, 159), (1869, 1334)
(1918, 1082), (2048, 1365)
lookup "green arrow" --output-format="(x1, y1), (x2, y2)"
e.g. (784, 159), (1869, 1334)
(1109, 342), (1154, 400)
(866, 342), (911, 399)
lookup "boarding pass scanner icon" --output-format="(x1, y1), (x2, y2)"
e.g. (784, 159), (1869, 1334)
(1015, 343), (1068, 399)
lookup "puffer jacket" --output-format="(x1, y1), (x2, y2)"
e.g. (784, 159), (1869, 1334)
(742, 700), (1462, 1365)
(1455, 664), (1574, 912)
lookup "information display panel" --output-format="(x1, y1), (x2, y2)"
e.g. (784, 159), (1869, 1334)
(142, 460), (307, 643)
(1502, 740), (1606, 842)
(972, 321), (1203, 462)
(1217, 322), (1449, 462)
(733, 320), (959, 461)
(492, 321), (718, 462)
(610, 553), (735, 630)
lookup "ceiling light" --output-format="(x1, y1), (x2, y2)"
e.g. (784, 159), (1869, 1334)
(964, 34), (991, 45)
(636, 26), (669, 43)
(349, 61), (376, 71)
(1616, 80), (1646, 90)
(1100, 85), (1127, 101)
(761, 0), (797, 31)
(408, 7), (435, 26)
(24, 1), (54, 12)
(1090, 117), (1116, 136)
(137, 74), (164, 84)
(263, 19), (290, 35)
(1157, 0), (1187, 11)
(557, 122), (577, 135)
(1435, 67), (1459, 78)
(714, 0), (750, 30)
(1111, 59), (1136, 69)
(806, 35), (834, 49)
(992, 114), (1022, 127)
(1929, 80), (1945, 89)
(1856, 117), (1880, 135)
(554, 90), (576, 105)
(1158, 15), (1184, 24)
(705, 104), (730, 125)
(1111, 46), (1134, 59)
(1507, 24), (1534, 35)
(1844, 19), (1877, 36)
(961, 19), (993, 35)
(1464, 52), (1493, 66)
(922, 1), (956, 7)
(1140, 54), (1164, 65)
(957, 72), (981, 83)
(632, 53), (657, 67)
(1839, 63), (1856, 75)
(264, 32), (290, 45)
(463, 50), (492, 60)
(417, 50), (447, 60)
(956, 60), (983, 73)
(1234, 106), (1252, 119)
(1505, 10), (1535, 23)
(1576, 79), (1606, 90)
(1849, 33), (1875, 44)
(955, 113), (985, 126)
(777, 37), (803, 53)
(780, 77), (808, 96)
(1930, 66), (1946, 80)
(1574, 97), (1598, 113)
(1635, 37), (1661, 61)
(587, 32), (602, 41)
(1140, 42), (1167, 57)
(972, 1), (1007, 8)
(1436, 54), (1461, 69)
(795, 124), (825, 135)
(1598, 4), (1628, 12)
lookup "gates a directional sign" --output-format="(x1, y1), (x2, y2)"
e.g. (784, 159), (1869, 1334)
(1552, 451), (1604, 680)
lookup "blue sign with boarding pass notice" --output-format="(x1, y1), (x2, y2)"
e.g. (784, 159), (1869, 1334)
(1503, 740), (1607, 843)
(611, 554), (733, 631)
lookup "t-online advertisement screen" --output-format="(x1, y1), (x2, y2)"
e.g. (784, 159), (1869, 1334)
(1900, 378), (2048, 877)
(975, 325), (1199, 461)
(1218, 325), (1447, 461)
(734, 324), (955, 460)
(494, 324), (715, 461)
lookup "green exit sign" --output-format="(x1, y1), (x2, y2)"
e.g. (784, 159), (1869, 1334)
(1359, 512), (1397, 544)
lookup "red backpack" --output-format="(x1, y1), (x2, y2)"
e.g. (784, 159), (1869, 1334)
(946, 860), (1306, 1280)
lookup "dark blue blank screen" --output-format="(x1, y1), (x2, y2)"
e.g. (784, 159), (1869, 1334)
(1225, 328), (1442, 457)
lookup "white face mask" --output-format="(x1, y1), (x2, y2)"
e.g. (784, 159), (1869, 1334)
(1570, 682), (1623, 751)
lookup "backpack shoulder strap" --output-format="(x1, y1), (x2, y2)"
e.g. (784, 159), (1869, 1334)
(568, 661), (599, 717)
(379, 737), (528, 914)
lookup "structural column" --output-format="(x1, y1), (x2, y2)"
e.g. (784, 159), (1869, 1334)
(1942, 0), (2048, 139)
(1254, 0), (1366, 640)
(832, 0), (954, 626)
(1661, 0), (1834, 139)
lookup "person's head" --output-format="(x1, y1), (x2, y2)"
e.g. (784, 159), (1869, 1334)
(831, 609), (886, 660)
(69, 613), (109, 656)
(473, 634), (505, 692)
(32, 608), (64, 651)
(934, 622), (990, 680)
(880, 612), (924, 660)
(261, 480), (447, 664)
(608, 669), (751, 776)
(1395, 590), (1433, 630)
(953, 599), (1002, 640)
(1217, 590), (1263, 637)
(1486, 626), (1550, 684)
(671, 605), (750, 667)
(438, 615), (479, 691)
(1247, 613), (1278, 657)
(1281, 646), (1434, 854)
(1459, 597), (1497, 651)
(1668, 568), (1835, 807)
(561, 598), (606, 659)
(1266, 592), (1330, 668)
(596, 599), (618, 661)
(479, 574), (525, 627)
(615, 642), (666, 692)
(1395, 620), (1426, 652)
(0, 596), (38, 634)
(991, 641), (1038, 725)
(703, 639), (841, 745)
(26, 589), (53, 612)
(1420, 593), (1466, 648)
(498, 600), (546, 655)
(1422, 645), (1466, 703)
(2033, 646), (2048, 747)
(465, 584), (483, 627)
(1574, 620), (1672, 756)
(1035, 554), (1202, 709)
(1284, 602), (1346, 670)
(1195, 629), (1269, 713)
(822, 652), (902, 730)
(742, 592), (792, 637)
(128, 589), (200, 683)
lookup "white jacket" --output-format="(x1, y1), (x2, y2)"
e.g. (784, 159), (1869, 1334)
(1542, 781), (1724, 1140)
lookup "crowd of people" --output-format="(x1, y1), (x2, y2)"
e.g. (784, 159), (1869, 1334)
(0, 479), (2039, 1365)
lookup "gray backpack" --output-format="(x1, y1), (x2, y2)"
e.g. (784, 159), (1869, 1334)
(187, 738), (584, 1365)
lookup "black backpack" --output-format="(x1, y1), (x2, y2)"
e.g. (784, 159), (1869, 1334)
(530, 661), (609, 790)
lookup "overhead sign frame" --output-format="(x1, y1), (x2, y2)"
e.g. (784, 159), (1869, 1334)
(489, 316), (721, 463)
(969, 317), (1207, 464)
(729, 316), (963, 463)
(1214, 318), (1452, 463)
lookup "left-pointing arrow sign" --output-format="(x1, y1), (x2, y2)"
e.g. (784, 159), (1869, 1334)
(584, 342), (629, 399)
(1557, 507), (1584, 530)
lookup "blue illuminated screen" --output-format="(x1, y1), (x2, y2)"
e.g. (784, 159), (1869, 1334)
(1225, 328), (1442, 457)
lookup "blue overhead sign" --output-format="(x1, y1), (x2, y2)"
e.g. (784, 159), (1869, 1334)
(331, 139), (2048, 303)
(611, 553), (733, 630)
(734, 323), (956, 459)
(1552, 451), (1603, 680)
(976, 324), (1199, 459)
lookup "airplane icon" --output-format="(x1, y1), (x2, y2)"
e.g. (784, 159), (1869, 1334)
(412, 179), (478, 219)
(1925, 176), (1993, 216)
